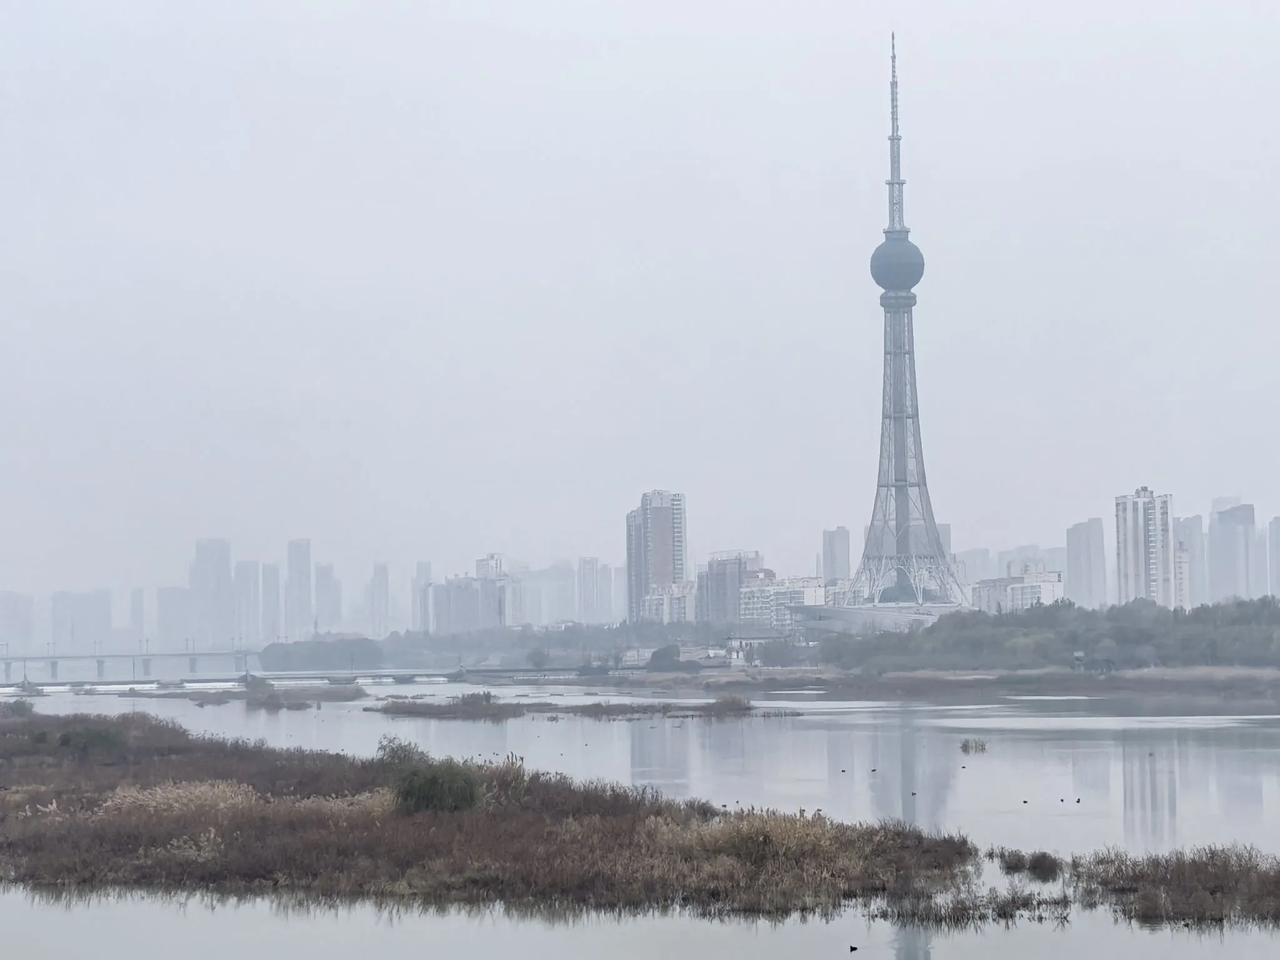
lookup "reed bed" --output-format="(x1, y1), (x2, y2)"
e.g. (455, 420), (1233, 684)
(4, 707), (1280, 928)
(374, 693), (753, 723)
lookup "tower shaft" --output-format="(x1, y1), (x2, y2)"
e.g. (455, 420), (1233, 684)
(851, 38), (966, 607)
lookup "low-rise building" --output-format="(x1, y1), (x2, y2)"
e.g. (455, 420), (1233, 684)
(642, 581), (697, 624)
(740, 576), (825, 630)
(972, 562), (1065, 614)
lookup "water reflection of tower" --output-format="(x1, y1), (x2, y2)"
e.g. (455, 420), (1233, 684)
(1213, 726), (1265, 833)
(892, 925), (933, 960)
(1121, 734), (1176, 849)
(869, 708), (956, 830)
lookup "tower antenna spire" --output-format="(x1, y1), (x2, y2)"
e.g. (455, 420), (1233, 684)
(887, 34), (906, 234)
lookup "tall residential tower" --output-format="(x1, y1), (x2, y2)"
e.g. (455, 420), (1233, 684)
(625, 490), (687, 622)
(1115, 487), (1175, 607)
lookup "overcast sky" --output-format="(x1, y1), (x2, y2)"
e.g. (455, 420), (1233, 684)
(1, 0), (1277, 599)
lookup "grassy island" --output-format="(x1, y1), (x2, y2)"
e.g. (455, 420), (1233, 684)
(371, 692), (757, 722)
(1, 702), (1278, 928)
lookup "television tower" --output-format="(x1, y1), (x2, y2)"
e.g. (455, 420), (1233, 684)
(850, 37), (966, 606)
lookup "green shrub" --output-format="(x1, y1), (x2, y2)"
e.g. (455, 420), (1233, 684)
(376, 735), (430, 769)
(54, 726), (128, 755)
(394, 761), (481, 814)
(1027, 851), (1064, 882)
(0, 699), (35, 719)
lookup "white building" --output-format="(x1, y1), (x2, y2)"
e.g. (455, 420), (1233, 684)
(971, 564), (1065, 614)
(642, 581), (697, 624)
(1115, 487), (1176, 607)
(739, 577), (825, 630)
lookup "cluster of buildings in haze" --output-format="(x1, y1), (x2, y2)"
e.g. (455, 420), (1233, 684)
(1, 484), (1277, 657)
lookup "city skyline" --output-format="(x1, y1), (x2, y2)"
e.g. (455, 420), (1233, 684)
(4, 472), (1279, 651)
(2, 6), (1277, 599)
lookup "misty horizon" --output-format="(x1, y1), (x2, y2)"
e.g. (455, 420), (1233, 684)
(3, 2), (1277, 602)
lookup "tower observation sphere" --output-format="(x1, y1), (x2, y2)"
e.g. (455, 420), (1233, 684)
(870, 234), (924, 292)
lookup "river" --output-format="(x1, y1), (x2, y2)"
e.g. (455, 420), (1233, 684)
(6, 682), (1280, 956)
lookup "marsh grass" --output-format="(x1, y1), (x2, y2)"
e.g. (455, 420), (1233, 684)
(121, 684), (368, 710)
(1072, 845), (1280, 925)
(0, 711), (974, 918)
(6, 710), (1279, 928)
(988, 847), (1063, 882)
(374, 694), (754, 723)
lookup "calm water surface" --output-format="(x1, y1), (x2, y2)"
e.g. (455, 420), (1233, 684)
(9, 683), (1280, 955)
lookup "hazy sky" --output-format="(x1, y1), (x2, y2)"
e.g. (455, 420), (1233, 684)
(2, 0), (1278, 598)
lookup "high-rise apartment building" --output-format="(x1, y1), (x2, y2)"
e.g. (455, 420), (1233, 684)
(954, 548), (995, 584)
(1065, 519), (1107, 609)
(1043, 546), (1067, 575)
(822, 527), (851, 582)
(576, 557), (601, 623)
(285, 539), (312, 642)
(997, 545), (1043, 578)
(0, 592), (34, 654)
(156, 586), (191, 650)
(50, 590), (112, 652)
(233, 560), (260, 646)
(1115, 486), (1176, 607)
(625, 490), (687, 622)
(189, 539), (234, 648)
(612, 566), (628, 622)
(1174, 542), (1192, 610)
(411, 561), (432, 633)
(1269, 518), (1280, 599)
(261, 564), (281, 643)
(128, 587), (145, 643)
(1173, 516), (1208, 608)
(596, 563), (614, 624)
(1250, 530), (1269, 600)
(475, 554), (505, 580)
(314, 563), (342, 633)
(367, 563), (390, 639)
(432, 575), (508, 635)
(701, 550), (764, 624)
(1209, 502), (1256, 601)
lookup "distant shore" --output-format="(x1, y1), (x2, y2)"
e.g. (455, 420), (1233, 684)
(543, 665), (1280, 714)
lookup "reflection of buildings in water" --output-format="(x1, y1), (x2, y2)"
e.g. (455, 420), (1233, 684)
(868, 709), (956, 831)
(892, 924), (933, 960)
(1120, 735), (1176, 850)
(629, 718), (692, 799)
(1069, 743), (1111, 801)
(689, 714), (757, 806)
(1214, 728), (1265, 826)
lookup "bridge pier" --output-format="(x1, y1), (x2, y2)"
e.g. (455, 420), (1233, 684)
(49, 660), (58, 681)
(97, 659), (106, 680)
(188, 656), (198, 674)
(141, 658), (152, 679)
(234, 653), (246, 673)
(3, 661), (10, 683)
